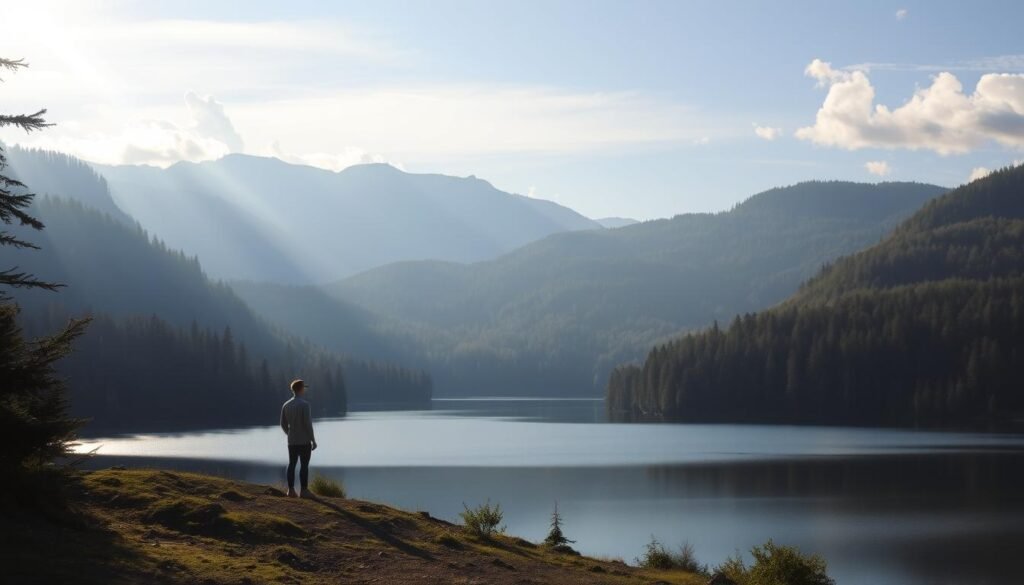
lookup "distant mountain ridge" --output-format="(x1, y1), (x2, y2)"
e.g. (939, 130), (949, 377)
(237, 180), (948, 397)
(595, 217), (639, 228)
(94, 155), (600, 283)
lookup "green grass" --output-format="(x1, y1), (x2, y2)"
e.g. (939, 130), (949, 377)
(309, 474), (346, 498)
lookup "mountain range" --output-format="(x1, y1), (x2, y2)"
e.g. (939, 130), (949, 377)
(6, 148), (968, 412)
(96, 154), (600, 283)
(3, 149), (431, 430)
(237, 180), (948, 396)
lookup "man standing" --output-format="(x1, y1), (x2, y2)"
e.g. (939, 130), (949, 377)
(280, 379), (318, 498)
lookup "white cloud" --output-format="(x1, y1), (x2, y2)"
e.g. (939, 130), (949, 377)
(693, 136), (711, 145)
(966, 160), (1024, 182)
(753, 125), (782, 140)
(805, 58), (846, 87)
(8, 85), (708, 169)
(185, 92), (244, 153)
(896, 8), (909, 20)
(0, 4), (717, 171)
(849, 55), (1024, 74)
(865, 160), (891, 176)
(10, 92), (242, 167)
(20, 122), (230, 167)
(228, 87), (706, 162)
(968, 167), (992, 182)
(796, 59), (1024, 155)
(0, 7), (407, 101)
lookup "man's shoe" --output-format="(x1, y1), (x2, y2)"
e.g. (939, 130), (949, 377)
(300, 490), (317, 500)
(286, 489), (298, 498)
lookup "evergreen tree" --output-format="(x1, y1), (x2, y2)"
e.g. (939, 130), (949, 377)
(0, 57), (89, 476)
(0, 306), (88, 471)
(544, 502), (575, 548)
(0, 59), (57, 297)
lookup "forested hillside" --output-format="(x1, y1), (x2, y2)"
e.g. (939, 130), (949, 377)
(607, 166), (1024, 427)
(3, 153), (431, 430)
(96, 154), (599, 283)
(296, 181), (946, 396)
(5, 146), (133, 224)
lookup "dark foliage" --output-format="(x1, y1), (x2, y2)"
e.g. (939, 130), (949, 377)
(29, 308), (350, 431)
(0, 57), (88, 479)
(0, 305), (88, 470)
(608, 165), (1024, 427)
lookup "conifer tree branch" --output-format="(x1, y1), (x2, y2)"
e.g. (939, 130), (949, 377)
(0, 110), (53, 133)
(0, 57), (27, 81)
(0, 232), (42, 249)
(0, 268), (63, 295)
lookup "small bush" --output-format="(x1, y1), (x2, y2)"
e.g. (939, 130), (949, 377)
(746, 540), (834, 585)
(459, 500), (505, 538)
(713, 551), (748, 583)
(636, 536), (707, 574)
(636, 536), (675, 569)
(712, 540), (834, 585)
(309, 474), (345, 498)
(673, 541), (708, 574)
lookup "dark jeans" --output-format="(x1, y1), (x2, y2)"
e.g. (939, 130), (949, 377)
(287, 443), (312, 491)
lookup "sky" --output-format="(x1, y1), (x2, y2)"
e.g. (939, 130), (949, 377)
(2, 0), (1024, 220)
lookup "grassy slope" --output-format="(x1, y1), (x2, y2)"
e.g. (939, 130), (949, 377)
(4, 469), (703, 585)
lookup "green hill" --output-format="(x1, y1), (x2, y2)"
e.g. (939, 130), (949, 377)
(286, 180), (945, 396)
(606, 166), (1024, 427)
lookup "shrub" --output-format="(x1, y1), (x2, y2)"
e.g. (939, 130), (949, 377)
(673, 541), (707, 574)
(636, 536), (674, 569)
(309, 474), (345, 498)
(712, 551), (748, 583)
(636, 536), (707, 574)
(712, 540), (834, 585)
(459, 500), (505, 538)
(746, 540), (834, 585)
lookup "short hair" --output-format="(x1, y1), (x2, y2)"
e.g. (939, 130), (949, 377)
(290, 379), (305, 393)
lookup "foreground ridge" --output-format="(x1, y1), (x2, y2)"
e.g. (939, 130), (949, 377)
(6, 469), (704, 585)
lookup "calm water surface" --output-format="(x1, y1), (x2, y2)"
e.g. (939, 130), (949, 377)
(78, 398), (1024, 585)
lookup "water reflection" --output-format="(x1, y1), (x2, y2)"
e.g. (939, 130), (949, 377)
(79, 399), (1024, 585)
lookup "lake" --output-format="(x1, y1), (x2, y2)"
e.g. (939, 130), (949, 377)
(77, 398), (1024, 585)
